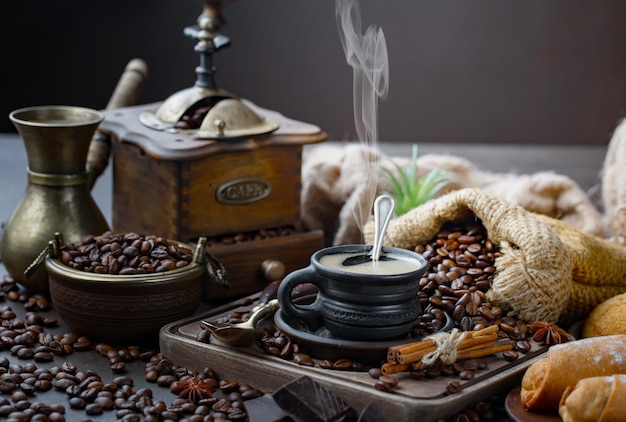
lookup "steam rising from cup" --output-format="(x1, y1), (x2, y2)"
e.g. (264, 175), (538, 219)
(335, 0), (389, 239)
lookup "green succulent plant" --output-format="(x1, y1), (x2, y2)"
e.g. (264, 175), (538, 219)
(381, 144), (450, 217)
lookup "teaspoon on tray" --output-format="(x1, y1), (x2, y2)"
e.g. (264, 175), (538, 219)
(200, 299), (280, 346)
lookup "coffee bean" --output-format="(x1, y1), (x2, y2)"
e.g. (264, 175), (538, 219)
(79, 387), (100, 401)
(53, 378), (75, 391)
(378, 375), (399, 387)
(240, 388), (263, 400)
(33, 379), (51, 392)
(465, 302), (478, 317)
(16, 347), (35, 360)
(19, 382), (36, 395)
(113, 375), (134, 387)
(503, 350), (519, 362)
(60, 362), (76, 374)
(48, 411), (65, 422)
(85, 403), (103, 415)
(453, 305), (466, 321)
(374, 379), (393, 392)
(68, 397), (86, 409)
(293, 353), (314, 367)
(460, 316), (474, 332)
(368, 368), (382, 379)
(219, 380), (239, 394)
(33, 352), (53, 362)
(446, 380), (462, 394)
(332, 359), (353, 370)
(111, 362), (126, 374)
(156, 375), (176, 388)
(459, 370), (474, 380)
(279, 342), (293, 359)
(515, 340), (532, 353)
(0, 379), (16, 393)
(144, 370), (157, 383)
(318, 359), (333, 369)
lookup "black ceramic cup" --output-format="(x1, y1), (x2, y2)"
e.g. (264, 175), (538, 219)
(277, 244), (428, 341)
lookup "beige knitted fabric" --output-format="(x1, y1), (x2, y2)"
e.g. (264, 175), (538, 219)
(301, 144), (606, 246)
(364, 189), (626, 325)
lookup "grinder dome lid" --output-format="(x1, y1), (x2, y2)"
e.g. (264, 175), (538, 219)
(140, 7), (279, 140)
(196, 98), (279, 139)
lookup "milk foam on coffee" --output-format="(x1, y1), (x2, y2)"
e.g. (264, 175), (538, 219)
(319, 252), (422, 275)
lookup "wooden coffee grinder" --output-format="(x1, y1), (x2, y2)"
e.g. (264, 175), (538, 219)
(98, 2), (326, 301)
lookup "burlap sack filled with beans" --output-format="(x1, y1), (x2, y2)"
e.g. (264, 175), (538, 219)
(365, 188), (626, 325)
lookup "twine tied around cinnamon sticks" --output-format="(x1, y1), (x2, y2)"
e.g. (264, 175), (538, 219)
(381, 325), (513, 376)
(420, 329), (467, 367)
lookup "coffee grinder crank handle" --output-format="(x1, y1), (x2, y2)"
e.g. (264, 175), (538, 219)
(86, 58), (149, 190)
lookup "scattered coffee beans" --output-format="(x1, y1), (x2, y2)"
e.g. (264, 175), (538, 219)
(0, 274), (268, 421)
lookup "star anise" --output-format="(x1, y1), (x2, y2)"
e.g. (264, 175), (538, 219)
(528, 321), (570, 345)
(170, 377), (214, 404)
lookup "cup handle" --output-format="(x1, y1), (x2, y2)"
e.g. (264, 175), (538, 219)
(277, 265), (324, 331)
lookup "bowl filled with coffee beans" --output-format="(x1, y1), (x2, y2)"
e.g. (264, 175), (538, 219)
(45, 231), (211, 344)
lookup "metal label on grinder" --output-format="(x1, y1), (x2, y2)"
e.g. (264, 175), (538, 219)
(216, 178), (271, 205)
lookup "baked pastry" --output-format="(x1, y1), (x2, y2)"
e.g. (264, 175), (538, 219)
(582, 292), (626, 337)
(520, 335), (626, 410)
(559, 374), (626, 422)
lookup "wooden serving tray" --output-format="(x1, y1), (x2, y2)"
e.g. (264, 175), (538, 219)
(160, 294), (547, 421)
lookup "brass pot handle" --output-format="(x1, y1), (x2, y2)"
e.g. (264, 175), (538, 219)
(193, 237), (229, 289)
(24, 233), (64, 279)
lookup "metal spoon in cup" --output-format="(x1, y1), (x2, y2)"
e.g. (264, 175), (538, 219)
(200, 299), (279, 346)
(342, 194), (396, 266)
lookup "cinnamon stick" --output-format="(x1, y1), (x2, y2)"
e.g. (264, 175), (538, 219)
(459, 341), (497, 353)
(455, 342), (513, 361)
(457, 333), (499, 350)
(396, 345), (437, 365)
(466, 325), (499, 338)
(388, 339), (435, 363)
(380, 362), (413, 376)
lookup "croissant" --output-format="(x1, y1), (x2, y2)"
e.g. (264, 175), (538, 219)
(559, 374), (626, 422)
(520, 335), (626, 410)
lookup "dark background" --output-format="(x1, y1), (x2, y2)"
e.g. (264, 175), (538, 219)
(2, 0), (626, 144)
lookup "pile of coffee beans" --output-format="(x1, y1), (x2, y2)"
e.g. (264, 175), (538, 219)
(58, 232), (193, 275)
(413, 218), (503, 334)
(0, 275), (267, 421)
(411, 218), (531, 350)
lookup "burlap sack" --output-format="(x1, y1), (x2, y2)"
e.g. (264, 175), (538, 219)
(365, 188), (626, 324)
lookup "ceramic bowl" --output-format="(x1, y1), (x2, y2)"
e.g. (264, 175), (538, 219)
(46, 248), (207, 344)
